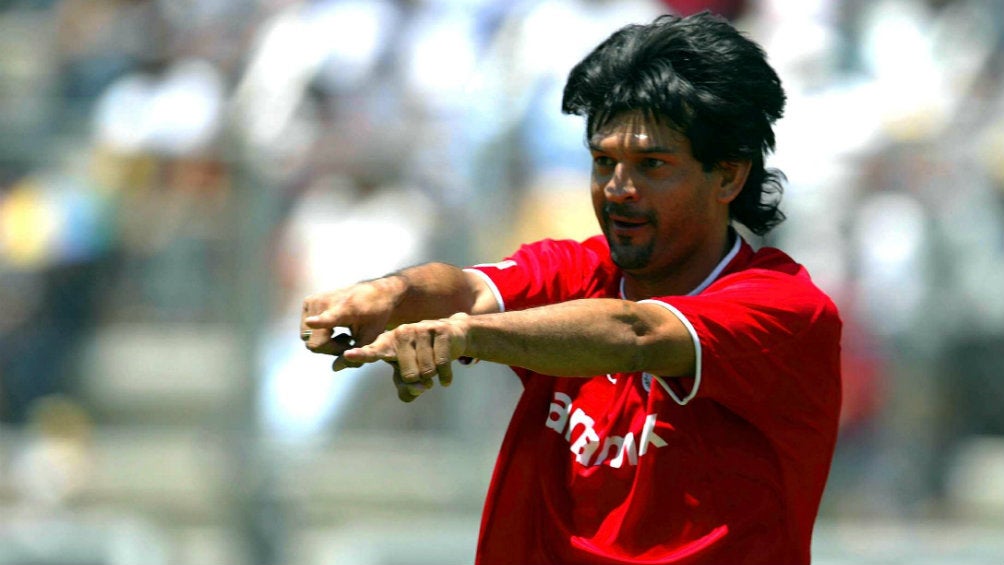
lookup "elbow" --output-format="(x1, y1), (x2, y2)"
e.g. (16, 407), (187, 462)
(620, 311), (660, 374)
(620, 303), (694, 376)
(627, 331), (663, 374)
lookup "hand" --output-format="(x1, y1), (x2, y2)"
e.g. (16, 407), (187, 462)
(300, 277), (404, 357)
(340, 313), (471, 402)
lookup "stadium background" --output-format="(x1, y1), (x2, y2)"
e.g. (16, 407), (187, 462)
(1, 0), (1003, 563)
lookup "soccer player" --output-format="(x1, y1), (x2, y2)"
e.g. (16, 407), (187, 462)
(301, 12), (841, 565)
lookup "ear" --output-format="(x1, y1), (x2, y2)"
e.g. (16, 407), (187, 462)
(714, 160), (751, 204)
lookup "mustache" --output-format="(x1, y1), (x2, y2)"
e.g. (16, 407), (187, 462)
(602, 203), (655, 222)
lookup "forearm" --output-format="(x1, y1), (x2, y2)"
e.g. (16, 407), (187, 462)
(382, 262), (484, 327)
(464, 298), (695, 377)
(338, 297), (696, 399)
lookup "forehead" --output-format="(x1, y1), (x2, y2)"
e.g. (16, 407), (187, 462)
(589, 110), (689, 151)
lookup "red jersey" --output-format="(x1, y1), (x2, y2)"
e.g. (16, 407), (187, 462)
(465, 234), (842, 565)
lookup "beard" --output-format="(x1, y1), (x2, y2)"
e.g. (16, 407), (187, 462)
(601, 204), (658, 271)
(608, 237), (656, 270)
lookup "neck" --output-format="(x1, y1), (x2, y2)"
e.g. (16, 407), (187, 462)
(622, 228), (736, 300)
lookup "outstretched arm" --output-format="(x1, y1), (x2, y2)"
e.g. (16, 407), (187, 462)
(300, 262), (499, 356)
(342, 298), (696, 402)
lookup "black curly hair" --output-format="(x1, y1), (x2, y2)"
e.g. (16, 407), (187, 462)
(562, 11), (787, 235)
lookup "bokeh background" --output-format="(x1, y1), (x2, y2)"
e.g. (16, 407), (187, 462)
(2, 0), (1004, 563)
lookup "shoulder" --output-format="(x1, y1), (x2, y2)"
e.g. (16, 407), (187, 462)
(515, 235), (609, 256)
(508, 235), (615, 272)
(724, 244), (805, 277)
(471, 235), (619, 305)
(707, 245), (842, 329)
(722, 245), (827, 295)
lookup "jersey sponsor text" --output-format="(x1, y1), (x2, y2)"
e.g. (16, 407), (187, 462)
(546, 391), (667, 468)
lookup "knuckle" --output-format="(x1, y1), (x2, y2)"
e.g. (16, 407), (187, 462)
(304, 293), (325, 307)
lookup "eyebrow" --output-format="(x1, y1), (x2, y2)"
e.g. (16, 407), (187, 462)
(587, 142), (679, 154)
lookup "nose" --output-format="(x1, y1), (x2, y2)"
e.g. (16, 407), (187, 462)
(604, 164), (639, 203)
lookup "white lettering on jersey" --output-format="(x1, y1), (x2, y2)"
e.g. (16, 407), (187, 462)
(566, 407), (595, 442)
(546, 392), (572, 433)
(471, 260), (517, 270)
(545, 391), (667, 468)
(610, 432), (638, 468)
(639, 413), (668, 455)
(569, 415), (601, 465)
(593, 434), (624, 467)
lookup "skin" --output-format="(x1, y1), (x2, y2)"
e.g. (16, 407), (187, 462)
(301, 110), (750, 402)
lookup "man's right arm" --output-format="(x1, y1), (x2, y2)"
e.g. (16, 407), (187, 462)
(301, 262), (498, 356)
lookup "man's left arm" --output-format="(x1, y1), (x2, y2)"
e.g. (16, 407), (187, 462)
(342, 298), (696, 401)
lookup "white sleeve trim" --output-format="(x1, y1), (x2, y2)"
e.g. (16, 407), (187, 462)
(462, 268), (506, 313)
(638, 299), (702, 406)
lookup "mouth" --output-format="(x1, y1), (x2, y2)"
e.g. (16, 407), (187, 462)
(608, 214), (651, 235)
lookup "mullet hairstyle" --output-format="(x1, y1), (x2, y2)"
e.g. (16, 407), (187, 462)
(562, 11), (787, 235)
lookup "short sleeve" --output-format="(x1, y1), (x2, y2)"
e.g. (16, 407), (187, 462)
(650, 269), (843, 429)
(463, 236), (617, 312)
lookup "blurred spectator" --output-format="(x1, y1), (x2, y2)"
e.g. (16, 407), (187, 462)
(87, 51), (232, 323)
(54, 0), (168, 130)
(0, 148), (116, 423)
(658, 0), (746, 19)
(260, 171), (437, 441)
(232, 0), (456, 441)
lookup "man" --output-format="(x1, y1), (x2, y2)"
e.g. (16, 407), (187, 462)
(301, 12), (841, 565)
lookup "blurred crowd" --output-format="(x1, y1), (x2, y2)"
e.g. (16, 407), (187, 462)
(2, 0), (1004, 543)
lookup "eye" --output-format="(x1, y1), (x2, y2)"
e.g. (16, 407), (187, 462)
(641, 157), (666, 169)
(593, 155), (616, 168)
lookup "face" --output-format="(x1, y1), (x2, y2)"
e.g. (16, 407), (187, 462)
(589, 111), (738, 281)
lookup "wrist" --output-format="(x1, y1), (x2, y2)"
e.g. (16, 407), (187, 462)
(384, 271), (411, 298)
(449, 312), (476, 359)
(362, 273), (408, 328)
